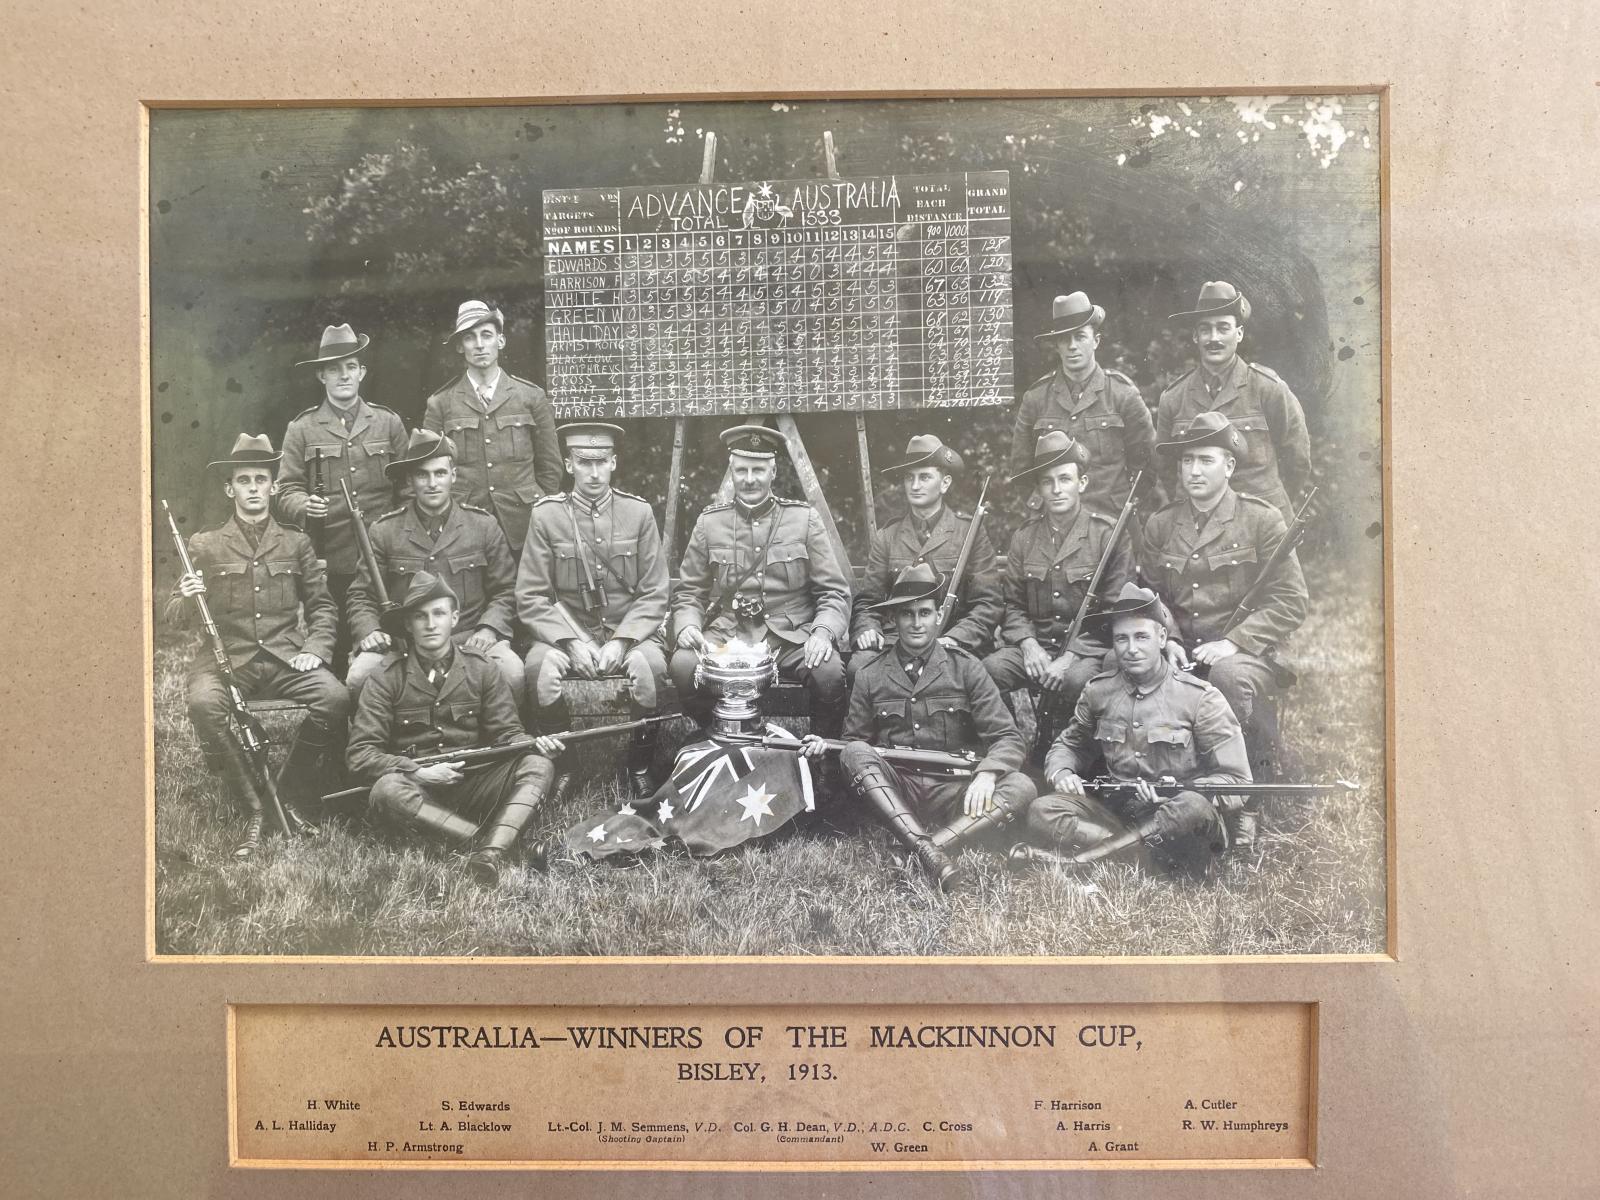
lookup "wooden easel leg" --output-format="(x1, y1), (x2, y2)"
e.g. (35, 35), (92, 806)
(776, 414), (853, 573)
(855, 413), (877, 541)
(663, 417), (686, 559)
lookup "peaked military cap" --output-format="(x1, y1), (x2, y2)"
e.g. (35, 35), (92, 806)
(1083, 582), (1173, 631)
(1033, 290), (1106, 341)
(1169, 280), (1252, 324)
(558, 422), (625, 455)
(295, 323), (371, 366)
(385, 429), (458, 480)
(1155, 409), (1245, 456)
(880, 434), (964, 477)
(720, 424), (785, 460)
(868, 562), (947, 612)
(1005, 429), (1091, 487)
(383, 570), (460, 637)
(444, 299), (504, 344)
(207, 433), (282, 471)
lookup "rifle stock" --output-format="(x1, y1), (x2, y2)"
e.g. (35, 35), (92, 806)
(341, 478), (396, 623)
(1063, 469), (1144, 654)
(935, 475), (990, 635)
(305, 447), (326, 554)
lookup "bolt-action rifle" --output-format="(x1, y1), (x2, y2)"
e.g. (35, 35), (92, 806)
(341, 478), (397, 630)
(163, 499), (305, 838)
(1080, 777), (1356, 801)
(934, 475), (990, 635)
(724, 731), (977, 778)
(321, 715), (671, 806)
(304, 447), (326, 555)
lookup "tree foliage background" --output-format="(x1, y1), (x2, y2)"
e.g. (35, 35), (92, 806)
(150, 95), (1380, 578)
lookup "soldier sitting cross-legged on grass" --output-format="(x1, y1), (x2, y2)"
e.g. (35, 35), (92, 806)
(345, 571), (564, 886)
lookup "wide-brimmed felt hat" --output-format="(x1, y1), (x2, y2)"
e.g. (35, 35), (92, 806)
(867, 562), (948, 613)
(558, 422), (625, 454)
(720, 424), (785, 460)
(879, 434), (964, 477)
(1168, 280), (1252, 324)
(1083, 582), (1173, 631)
(295, 323), (371, 367)
(1033, 291), (1106, 342)
(207, 433), (282, 472)
(385, 429), (458, 480)
(444, 300), (505, 344)
(1155, 410), (1245, 456)
(1005, 430), (1091, 487)
(383, 570), (460, 638)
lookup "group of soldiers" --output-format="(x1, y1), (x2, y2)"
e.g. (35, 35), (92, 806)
(167, 280), (1314, 891)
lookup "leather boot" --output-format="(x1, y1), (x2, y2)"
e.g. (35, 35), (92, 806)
(465, 756), (557, 885)
(844, 751), (964, 891)
(407, 798), (481, 845)
(275, 719), (335, 835)
(205, 744), (266, 860)
(930, 788), (1032, 852)
(626, 721), (660, 800)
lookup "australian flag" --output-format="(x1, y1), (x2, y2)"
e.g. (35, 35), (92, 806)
(564, 723), (815, 860)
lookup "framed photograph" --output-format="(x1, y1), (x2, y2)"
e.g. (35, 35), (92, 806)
(4, 0), (1594, 1195)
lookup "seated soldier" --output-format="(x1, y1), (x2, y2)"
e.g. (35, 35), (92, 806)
(984, 431), (1135, 761)
(166, 434), (348, 858)
(804, 564), (1036, 892)
(671, 424), (851, 736)
(344, 429), (521, 701)
(1024, 583), (1250, 875)
(849, 434), (1001, 681)
(517, 422), (671, 797)
(345, 572), (561, 886)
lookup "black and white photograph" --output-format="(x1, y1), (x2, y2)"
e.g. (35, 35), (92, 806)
(148, 93), (1386, 959)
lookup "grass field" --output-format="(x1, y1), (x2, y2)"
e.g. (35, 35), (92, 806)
(152, 575), (1387, 958)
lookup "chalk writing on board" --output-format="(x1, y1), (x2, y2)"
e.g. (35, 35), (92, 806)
(543, 173), (1013, 419)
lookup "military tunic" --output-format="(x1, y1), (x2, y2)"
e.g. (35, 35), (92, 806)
(275, 397), (410, 577)
(843, 642), (1035, 825)
(346, 643), (549, 830)
(516, 488), (671, 710)
(166, 515), (349, 751)
(1030, 659), (1249, 867)
(423, 370), (562, 551)
(850, 504), (1002, 655)
(343, 499), (522, 696)
(1139, 486), (1308, 734)
(670, 495), (852, 733)
(1155, 356), (1311, 521)
(983, 506), (1134, 718)
(1009, 365), (1157, 513)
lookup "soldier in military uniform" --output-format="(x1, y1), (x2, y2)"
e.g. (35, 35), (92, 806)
(1139, 411), (1308, 833)
(849, 434), (1001, 680)
(275, 323), (410, 674)
(1009, 291), (1157, 515)
(984, 431), (1136, 762)
(671, 424), (851, 736)
(803, 565), (1036, 891)
(1156, 281), (1312, 523)
(167, 435), (349, 857)
(343, 429), (521, 701)
(422, 300), (562, 553)
(517, 422), (671, 797)
(346, 572), (562, 886)
(1025, 583), (1251, 875)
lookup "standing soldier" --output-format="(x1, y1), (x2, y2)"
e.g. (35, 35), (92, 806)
(343, 430), (521, 700)
(984, 432), (1135, 761)
(1157, 281), (1312, 523)
(166, 434), (349, 857)
(803, 565), (1035, 892)
(1024, 583), (1250, 875)
(423, 300), (563, 553)
(850, 435), (1001, 677)
(276, 323), (410, 674)
(1009, 292), (1157, 515)
(1139, 411), (1308, 839)
(346, 572), (562, 887)
(517, 423), (671, 798)
(671, 425), (851, 737)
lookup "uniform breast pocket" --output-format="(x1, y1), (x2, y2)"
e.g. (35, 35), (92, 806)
(498, 412), (537, 459)
(1082, 411), (1126, 463)
(208, 560), (250, 608)
(445, 417), (484, 464)
(383, 555), (426, 597)
(448, 553), (488, 612)
(924, 691), (971, 745)
(394, 706), (442, 753)
(1023, 571), (1051, 617)
(768, 542), (809, 591)
(306, 442), (345, 481)
(548, 542), (582, 594)
(360, 439), (393, 471)
(1145, 724), (1196, 773)
(1205, 544), (1258, 605)
(708, 548), (736, 589)
(265, 559), (303, 609)
(606, 537), (640, 590)
(1095, 718), (1128, 746)
(1229, 414), (1270, 470)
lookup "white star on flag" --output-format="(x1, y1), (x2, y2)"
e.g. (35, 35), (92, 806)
(587, 824), (608, 843)
(736, 783), (776, 825)
(657, 798), (675, 822)
(618, 803), (637, 817)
